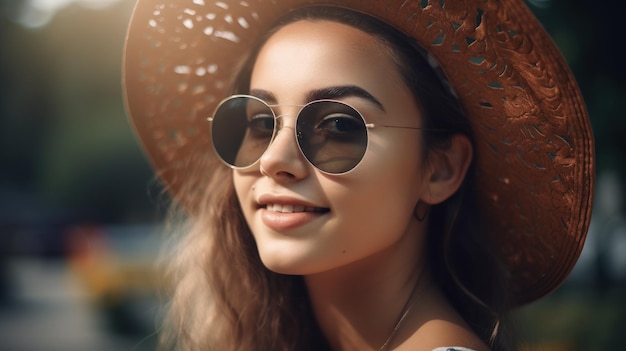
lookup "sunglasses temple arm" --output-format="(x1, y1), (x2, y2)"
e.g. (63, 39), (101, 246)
(367, 123), (450, 133)
(366, 123), (424, 130)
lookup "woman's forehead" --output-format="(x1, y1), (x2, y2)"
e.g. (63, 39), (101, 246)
(249, 20), (407, 103)
(265, 19), (388, 52)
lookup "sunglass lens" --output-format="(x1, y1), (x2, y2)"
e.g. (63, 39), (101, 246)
(297, 101), (368, 174)
(211, 96), (274, 168)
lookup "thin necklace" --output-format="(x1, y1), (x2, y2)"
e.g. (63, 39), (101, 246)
(377, 272), (424, 351)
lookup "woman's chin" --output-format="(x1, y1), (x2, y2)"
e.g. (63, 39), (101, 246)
(257, 248), (340, 276)
(259, 255), (318, 276)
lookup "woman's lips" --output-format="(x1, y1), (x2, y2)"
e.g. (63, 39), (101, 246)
(265, 203), (328, 213)
(260, 203), (329, 231)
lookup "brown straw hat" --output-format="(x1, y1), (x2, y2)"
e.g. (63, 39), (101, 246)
(123, 0), (594, 305)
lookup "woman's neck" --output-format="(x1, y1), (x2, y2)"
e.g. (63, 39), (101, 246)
(304, 221), (430, 351)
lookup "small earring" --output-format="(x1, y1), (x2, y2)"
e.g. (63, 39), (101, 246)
(414, 201), (430, 222)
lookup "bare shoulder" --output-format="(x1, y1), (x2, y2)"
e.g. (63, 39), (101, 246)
(396, 314), (490, 351)
(397, 288), (490, 351)
(415, 318), (489, 351)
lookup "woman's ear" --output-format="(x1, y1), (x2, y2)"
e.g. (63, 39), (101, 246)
(421, 134), (473, 205)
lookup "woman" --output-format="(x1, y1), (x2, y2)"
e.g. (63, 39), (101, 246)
(123, 1), (594, 350)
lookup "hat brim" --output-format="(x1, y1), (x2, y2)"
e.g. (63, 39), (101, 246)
(123, 0), (594, 305)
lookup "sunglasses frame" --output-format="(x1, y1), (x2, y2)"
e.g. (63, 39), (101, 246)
(208, 94), (443, 174)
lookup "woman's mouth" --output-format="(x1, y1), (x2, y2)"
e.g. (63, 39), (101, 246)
(260, 204), (330, 231)
(265, 204), (329, 214)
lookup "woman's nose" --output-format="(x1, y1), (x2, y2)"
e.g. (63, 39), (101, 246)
(258, 120), (309, 181)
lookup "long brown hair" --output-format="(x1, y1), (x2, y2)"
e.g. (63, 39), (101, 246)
(159, 6), (516, 351)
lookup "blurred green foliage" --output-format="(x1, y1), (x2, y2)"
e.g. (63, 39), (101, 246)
(1, 0), (162, 223)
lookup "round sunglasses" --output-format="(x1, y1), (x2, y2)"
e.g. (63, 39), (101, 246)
(207, 94), (440, 174)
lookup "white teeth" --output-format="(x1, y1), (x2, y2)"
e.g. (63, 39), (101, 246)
(266, 204), (323, 213)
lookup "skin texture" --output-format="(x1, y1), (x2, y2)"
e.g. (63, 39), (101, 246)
(233, 20), (480, 351)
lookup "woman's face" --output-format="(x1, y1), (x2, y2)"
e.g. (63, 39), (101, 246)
(233, 20), (431, 275)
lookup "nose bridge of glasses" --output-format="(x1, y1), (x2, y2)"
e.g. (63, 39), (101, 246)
(273, 115), (295, 131)
(270, 103), (304, 130)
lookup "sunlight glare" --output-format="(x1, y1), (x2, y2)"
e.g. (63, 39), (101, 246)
(17, 0), (123, 28)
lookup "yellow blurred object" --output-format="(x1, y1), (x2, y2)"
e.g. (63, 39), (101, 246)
(66, 224), (161, 306)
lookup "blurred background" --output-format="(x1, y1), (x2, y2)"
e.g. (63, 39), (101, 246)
(0, 0), (624, 350)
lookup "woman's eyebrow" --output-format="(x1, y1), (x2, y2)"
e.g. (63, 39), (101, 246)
(307, 85), (385, 112)
(249, 86), (385, 112)
(249, 89), (277, 104)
